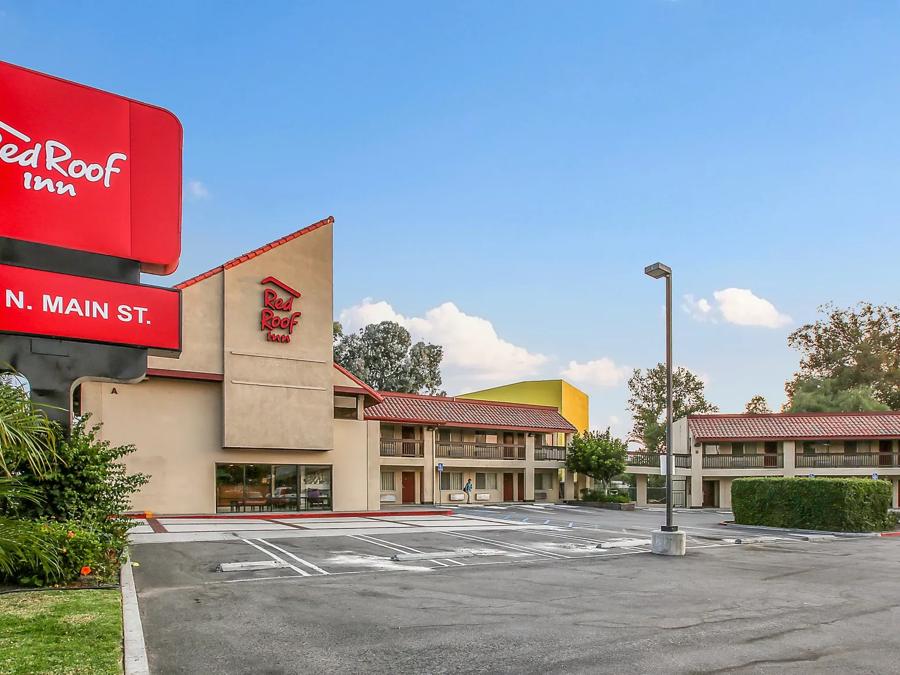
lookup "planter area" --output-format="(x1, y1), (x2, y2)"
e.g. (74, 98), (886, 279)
(568, 501), (636, 511)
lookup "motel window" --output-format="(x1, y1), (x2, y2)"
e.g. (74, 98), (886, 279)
(215, 463), (332, 513)
(381, 472), (395, 491)
(732, 442), (745, 456)
(844, 440), (858, 454)
(534, 473), (547, 491)
(802, 441), (815, 455)
(475, 432), (499, 445)
(334, 395), (358, 420)
(475, 473), (498, 490)
(438, 429), (463, 443)
(440, 471), (463, 491)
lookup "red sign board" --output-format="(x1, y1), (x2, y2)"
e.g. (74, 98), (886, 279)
(0, 263), (181, 352)
(0, 61), (182, 275)
(259, 276), (301, 343)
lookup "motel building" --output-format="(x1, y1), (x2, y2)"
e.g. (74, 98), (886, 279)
(626, 411), (900, 509)
(79, 217), (581, 514)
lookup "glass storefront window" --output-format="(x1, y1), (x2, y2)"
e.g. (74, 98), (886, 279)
(302, 465), (332, 510)
(216, 464), (244, 510)
(215, 463), (333, 513)
(272, 465), (299, 511)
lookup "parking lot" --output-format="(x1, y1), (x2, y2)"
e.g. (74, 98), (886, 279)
(130, 507), (900, 673)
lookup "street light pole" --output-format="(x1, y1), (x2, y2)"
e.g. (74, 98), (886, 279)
(644, 262), (677, 533)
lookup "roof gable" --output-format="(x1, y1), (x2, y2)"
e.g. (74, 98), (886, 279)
(176, 216), (333, 290)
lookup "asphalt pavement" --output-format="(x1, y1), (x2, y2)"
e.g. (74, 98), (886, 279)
(130, 507), (900, 674)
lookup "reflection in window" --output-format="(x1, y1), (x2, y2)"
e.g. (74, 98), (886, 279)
(215, 463), (332, 513)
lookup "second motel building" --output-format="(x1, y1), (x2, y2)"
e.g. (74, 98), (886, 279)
(81, 218), (580, 514)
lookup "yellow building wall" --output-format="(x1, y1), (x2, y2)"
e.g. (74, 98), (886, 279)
(457, 380), (589, 433)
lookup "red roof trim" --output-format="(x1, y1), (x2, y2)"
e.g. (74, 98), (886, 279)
(261, 276), (301, 298)
(377, 391), (561, 411)
(146, 368), (224, 382)
(333, 363), (384, 403)
(176, 216), (334, 290)
(367, 416), (573, 433)
(690, 411), (900, 420)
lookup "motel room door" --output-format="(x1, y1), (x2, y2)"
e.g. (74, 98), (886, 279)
(401, 472), (416, 504)
(503, 473), (514, 501)
(517, 473), (525, 501)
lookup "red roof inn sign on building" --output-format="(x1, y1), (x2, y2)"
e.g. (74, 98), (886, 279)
(0, 60), (183, 422)
(260, 276), (301, 343)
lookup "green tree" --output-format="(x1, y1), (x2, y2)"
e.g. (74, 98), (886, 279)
(787, 377), (889, 413)
(0, 379), (60, 580)
(566, 429), (628, 495)
(744, 395), (771, 414)
(627, 364), (717, 452)
(334, 321), (445, 395)
(786, 302), (900, 410)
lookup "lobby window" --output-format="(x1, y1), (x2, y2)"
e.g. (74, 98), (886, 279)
(534, 473), (549, 491)
(475, 472), (497, 490)
(440, 471), (463, 490)
(215, 463), (332, 513)
(381, 472), (395, 491)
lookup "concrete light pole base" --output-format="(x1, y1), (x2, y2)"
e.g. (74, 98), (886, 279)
(651, 529), (686, 556)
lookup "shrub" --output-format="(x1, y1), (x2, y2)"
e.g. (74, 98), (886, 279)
(580, 489), (631, 503)
(13, 418), (148, 526)
(732, 477), (894, 532)
(5, 519), (124, 587)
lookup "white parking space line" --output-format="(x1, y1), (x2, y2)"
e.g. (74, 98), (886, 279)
(255, 539), (330, 575)
(440, 530), (570, 559)
(239, 538), (309, 576)
(353, 534), (422, 553)
(351, 533), (459, 568)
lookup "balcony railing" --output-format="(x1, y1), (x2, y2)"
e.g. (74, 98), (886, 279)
(435, 442), (525, 461)
(627, 453), (691, 468)
(534, 446), (567, 462)
(702, 454), (783, 469)
(380, 439), (424, 458)
(796, 453), (898, 469)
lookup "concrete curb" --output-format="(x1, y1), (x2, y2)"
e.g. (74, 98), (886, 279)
(120, 550), (150, 675)
(720, 521), (880, 538)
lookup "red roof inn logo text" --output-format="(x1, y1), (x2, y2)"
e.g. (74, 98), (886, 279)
(260, 276), (301, 343)
(0, 60), (182, 276)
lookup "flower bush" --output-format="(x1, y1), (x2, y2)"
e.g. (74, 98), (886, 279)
(7, 520), (123, 587)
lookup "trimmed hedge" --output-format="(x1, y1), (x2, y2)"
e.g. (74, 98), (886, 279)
(732, 477), (895, 533)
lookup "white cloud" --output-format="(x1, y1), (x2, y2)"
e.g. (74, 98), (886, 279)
(682, 288), (790, 329)
(682, 294), (714, 322)
(338, 299), (548, 387)
(187, 179), (210, 199)
(561, 357), (629, 388)
(713, 288), (792, 328)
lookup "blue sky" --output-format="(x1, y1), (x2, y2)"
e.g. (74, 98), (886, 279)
(5, 1), (900, 438)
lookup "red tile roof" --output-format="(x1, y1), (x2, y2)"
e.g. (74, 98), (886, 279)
(689, 411), (900, 441)
(365, 392), (576, 432)
(176, 216), (334, 290)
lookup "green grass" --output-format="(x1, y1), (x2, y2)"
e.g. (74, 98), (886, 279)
(0, 589), (122, 674)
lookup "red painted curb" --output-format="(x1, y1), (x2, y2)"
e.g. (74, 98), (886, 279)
(123, 509), (454, 520)
(879, 531), (900, 537)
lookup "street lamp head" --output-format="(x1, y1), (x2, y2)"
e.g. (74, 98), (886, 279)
(644, 262), (672, 279)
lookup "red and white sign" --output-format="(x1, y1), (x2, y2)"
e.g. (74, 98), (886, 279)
(0, 61), (182, 275)
(0, 264), (181, 352)
(259, 276), (301, 343)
